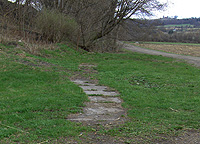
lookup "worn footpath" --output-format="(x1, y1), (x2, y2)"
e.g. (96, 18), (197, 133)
(68, 64), (126, 125)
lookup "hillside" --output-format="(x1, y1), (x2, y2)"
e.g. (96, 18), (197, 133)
(1, 40), (200, 143)
(158, 17), (200, 27)
(119, 18), (200, 43)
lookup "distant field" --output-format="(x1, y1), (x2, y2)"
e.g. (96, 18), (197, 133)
(129, 41), (200, 57)
(159, 24), (194, 28)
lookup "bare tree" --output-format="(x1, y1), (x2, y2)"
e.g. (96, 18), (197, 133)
(1, 0), (166, 51)
(62, 0), (166, 50)
(29, 0), (165, 49)
(89, 0), (165, 43)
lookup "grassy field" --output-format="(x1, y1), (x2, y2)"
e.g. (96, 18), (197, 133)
(0, 42), (200, 143)
(96, 53), (200, 138)
(0, 44), (91, 143)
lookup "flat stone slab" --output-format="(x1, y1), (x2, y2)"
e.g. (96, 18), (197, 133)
(89, 96), (122, 103)
(72, 79), (96, 86)
(68, 103), (125, 122)
(72, 80), (119, 96)
(84, 91), (118, 96)
(79, 64), (97, 67)
(68, 115), (122, 121)
(85, 106), (123, 115)
(84, 103), (124, 115)
(80, 85), (107, 91)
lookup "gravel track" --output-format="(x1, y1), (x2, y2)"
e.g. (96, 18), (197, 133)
(123, 43), (200, 68)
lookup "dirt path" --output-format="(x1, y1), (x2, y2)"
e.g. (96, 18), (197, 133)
(123, 43), (200, 67)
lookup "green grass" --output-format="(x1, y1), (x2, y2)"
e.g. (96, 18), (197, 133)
(0, 44), (90, 143)
(96, 53), (200, 138)
(0, 42), (200, 142)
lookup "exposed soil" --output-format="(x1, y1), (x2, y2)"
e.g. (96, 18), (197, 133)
(163, 130), (200, 144)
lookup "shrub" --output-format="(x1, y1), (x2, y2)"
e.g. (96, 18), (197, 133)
(35, 9), (78, 43)
(88, 36), (121, 53)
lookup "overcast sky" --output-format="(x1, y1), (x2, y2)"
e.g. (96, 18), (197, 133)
(152, 0), (200, 19)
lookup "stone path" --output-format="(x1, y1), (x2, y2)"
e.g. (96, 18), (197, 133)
(68, 64), (126, 125)
(68, 79), (126, 124)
